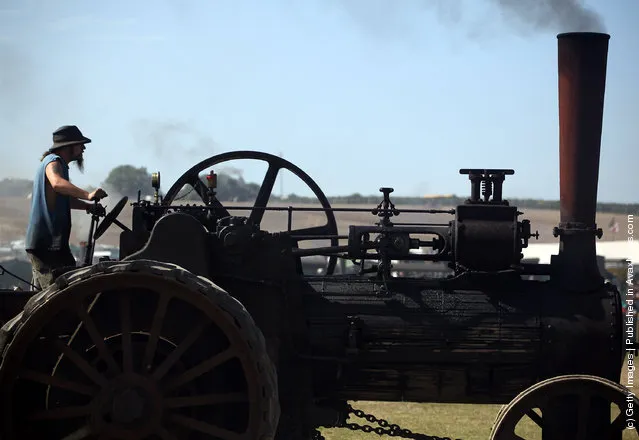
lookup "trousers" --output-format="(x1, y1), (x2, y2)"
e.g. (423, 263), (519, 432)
(26, 248), (77, 290)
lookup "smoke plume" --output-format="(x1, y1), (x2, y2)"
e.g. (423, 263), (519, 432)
(491, 0), (606, 33)
(334, 0), (606, 39)
(217, 166), (244, 178)
(130, 119), (217, 160)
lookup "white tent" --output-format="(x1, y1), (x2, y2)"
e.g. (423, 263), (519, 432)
(523, 240), (639, 264)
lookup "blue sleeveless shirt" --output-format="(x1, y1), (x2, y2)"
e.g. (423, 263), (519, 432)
(25, 154), (72, 252)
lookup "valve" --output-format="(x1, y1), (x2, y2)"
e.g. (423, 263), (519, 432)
(206, 170), (217, 189)
(371, 187), (400, 227)
(520, 219), (540, 247)
(459, 168), (514, 204)
(151, 172), (161, 204)
(205, 170), (218, 212)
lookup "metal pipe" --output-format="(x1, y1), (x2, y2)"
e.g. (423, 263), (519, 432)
(553, 32), (610, 290)
(557, 32), (610, 226)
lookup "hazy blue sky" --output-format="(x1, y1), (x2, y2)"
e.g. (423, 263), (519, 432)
(1, 0), (637, 203)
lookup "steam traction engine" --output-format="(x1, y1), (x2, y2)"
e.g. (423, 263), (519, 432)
(0, 32), (634, 440)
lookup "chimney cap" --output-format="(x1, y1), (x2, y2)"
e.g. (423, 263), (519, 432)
(557, 32), (610, 40)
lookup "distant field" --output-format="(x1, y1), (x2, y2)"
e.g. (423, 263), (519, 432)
(0, 196), (628, 249)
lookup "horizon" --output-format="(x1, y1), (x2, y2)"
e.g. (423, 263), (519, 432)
(0, 0), (637, 204)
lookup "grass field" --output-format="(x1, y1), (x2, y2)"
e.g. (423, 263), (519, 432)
(1, 196), (634, 439)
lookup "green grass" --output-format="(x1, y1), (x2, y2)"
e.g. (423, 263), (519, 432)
(318, 402), (634, 440)
(318, 401), (505, 439)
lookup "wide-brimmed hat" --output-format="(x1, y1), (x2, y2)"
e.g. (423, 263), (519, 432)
(50, 125), (92, 150)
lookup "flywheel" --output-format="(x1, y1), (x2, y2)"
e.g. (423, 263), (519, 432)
(0, 260), (279, 440)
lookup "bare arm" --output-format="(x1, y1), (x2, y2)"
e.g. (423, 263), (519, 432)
(45, 161), (91, 200)
(70, 198), (91, 212)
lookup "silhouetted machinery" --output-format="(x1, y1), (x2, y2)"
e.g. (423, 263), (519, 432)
(0, 32), (634, 440)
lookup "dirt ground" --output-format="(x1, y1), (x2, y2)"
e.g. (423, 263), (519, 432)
(0, 196), (628, 249)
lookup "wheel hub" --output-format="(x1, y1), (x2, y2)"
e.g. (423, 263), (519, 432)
(110, 386), (147, 424)
(93, 373), (162, 437)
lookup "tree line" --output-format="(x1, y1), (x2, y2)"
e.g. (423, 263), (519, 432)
(1, 165), (636, 214)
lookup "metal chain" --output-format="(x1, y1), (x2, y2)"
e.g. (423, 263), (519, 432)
(312, 404), (462, 440)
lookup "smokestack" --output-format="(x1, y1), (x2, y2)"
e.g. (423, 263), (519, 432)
(553, 32), (610, 290)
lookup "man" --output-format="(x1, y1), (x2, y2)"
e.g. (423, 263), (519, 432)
(25, 125), (108, 290)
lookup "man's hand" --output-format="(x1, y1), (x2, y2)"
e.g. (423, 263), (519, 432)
(86, 203), (106, 216)
(89, 188), (108, 201)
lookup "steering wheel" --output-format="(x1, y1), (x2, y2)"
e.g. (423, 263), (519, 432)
(162, 151), (339, 275)
(93, 196), (129, 240)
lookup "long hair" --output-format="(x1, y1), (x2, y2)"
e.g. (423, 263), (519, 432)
(40, 150), (52, 161)
(40, 147), (64, 161)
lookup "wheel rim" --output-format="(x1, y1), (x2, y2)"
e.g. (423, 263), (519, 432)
(0, 270), (273, 440)
(161, 150), (339, 275)
(491, 374), (639, 440)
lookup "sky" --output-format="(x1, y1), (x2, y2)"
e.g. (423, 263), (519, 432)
(0, 0), (637, 204)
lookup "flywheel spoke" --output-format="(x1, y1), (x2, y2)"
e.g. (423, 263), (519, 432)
(188, 175), (230, 215)
(248, 162), (280, 226)
(190, 176), (208, 200)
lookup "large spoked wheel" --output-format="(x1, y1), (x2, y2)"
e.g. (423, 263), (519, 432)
(162, 150), (339, 275)
(490, 374), (639, 440)
(0, 260), (279, 440)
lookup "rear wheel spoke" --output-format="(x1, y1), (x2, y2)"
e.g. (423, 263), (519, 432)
(165, 391), (247, 408)
(155, 426), (179, 440)
(18, 369), (95, 396)
(53, 339), (107, 387)
(609, 412), (627, 435)
(75, 306), (119, 375)
(163, 347), (237, 392)
(142, 292), (171, 371)
(60, 425), (93, 440)
(28, 405), (92, 421)
(151, 318), (209, 381)
(169, 413), (248, 440)
(119, 294), (133, 373)
(524, 408), (542, 428)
